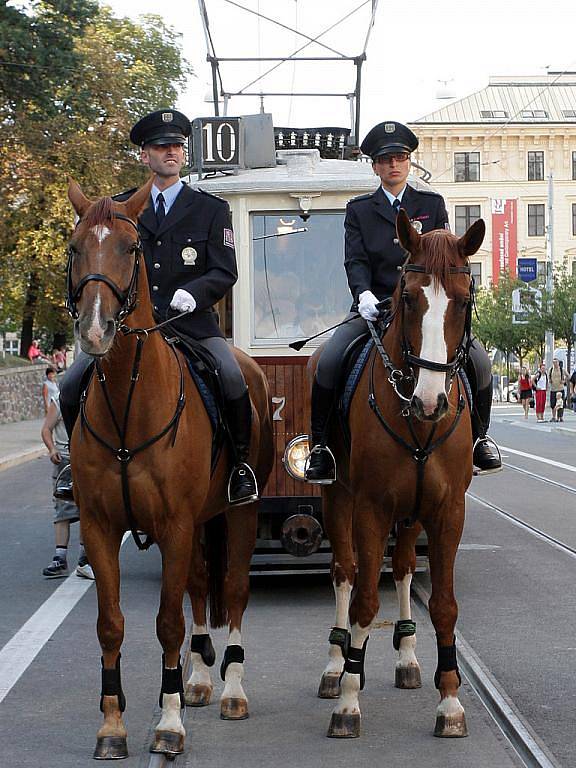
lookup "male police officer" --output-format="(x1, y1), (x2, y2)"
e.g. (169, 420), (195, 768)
(304, 120), (501, 483)
(58, 109), (258, 506)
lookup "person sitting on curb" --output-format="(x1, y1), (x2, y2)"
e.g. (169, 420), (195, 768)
(41, 394), (94, 580)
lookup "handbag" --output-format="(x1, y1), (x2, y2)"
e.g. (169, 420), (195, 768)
(529, 397), (535, 408)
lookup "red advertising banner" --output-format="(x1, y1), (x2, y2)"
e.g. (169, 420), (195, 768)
(491, 199), (518, 284)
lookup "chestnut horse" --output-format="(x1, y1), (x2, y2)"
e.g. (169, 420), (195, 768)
(315, 209), (485, 739)
(66, 179), (273, 759)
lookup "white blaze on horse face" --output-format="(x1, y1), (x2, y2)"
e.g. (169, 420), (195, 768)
(412, 283), (450, 415)
(91, 224), (111, 245)
(86, 291), (106, 346)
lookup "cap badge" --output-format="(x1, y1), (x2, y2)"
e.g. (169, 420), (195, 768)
(162, 112), (173, 123)
(181, 247), (197, 265)
(385, 123), (395, 133)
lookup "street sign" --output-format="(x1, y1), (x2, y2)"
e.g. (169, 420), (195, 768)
(517, 257), (537, 283)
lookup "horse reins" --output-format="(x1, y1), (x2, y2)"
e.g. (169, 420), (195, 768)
(366, 262), (473, 526)
(68, 212), (191, 550)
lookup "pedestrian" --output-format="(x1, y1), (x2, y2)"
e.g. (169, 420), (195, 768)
(51, 345), (67, 372)
(570, 366), (576, 413)
(41, 367), (59, 414)
(532, 363), (548, 422)
(517, 366), (533, 419)
(27, 339), (49, 364)
(304, 119), (501, 483)
(41, 393), (94, 579)
(548, 358), (566, 422)
(59, 109), (257, 506)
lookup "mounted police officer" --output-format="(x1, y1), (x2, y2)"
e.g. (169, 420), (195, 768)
(58, 109), (258, 506)
(304, 120), (501, 483)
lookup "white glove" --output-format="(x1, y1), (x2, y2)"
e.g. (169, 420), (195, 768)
(358, 290), (380, 321)
(170, 289), (196, 313)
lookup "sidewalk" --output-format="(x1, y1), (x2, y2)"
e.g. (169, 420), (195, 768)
(491, 400), (576, 434)
(0, 417), (46, 472)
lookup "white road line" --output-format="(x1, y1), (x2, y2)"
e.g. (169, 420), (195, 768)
(500, 445), (576, 474)
(0, 533), (130, 704)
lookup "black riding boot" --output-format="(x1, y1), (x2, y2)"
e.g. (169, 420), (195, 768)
(472, 383), (502, 474)
(225, 391), (259, 506)
(304, 380), (336, 484)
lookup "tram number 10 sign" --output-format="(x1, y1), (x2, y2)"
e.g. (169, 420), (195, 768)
(190, 117), (241, 171)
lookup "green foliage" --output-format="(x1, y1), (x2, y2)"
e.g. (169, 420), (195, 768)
(0, 2), (193, 350)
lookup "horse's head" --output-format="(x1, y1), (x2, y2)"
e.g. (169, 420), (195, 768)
(394, 209), (485, 422)
(67, 178), (153, 356)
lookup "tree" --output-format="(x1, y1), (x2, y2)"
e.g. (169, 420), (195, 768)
(0, 4), (193, 355)
(547, 261), (576, 368)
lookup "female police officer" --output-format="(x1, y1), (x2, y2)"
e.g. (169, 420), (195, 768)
(305, 120), (501, 483)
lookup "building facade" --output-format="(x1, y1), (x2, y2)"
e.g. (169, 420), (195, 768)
(409, 74), (576, 286)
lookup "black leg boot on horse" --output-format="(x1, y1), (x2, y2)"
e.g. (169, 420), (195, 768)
(305, 379), (337, 484)
(226, 390), (259, 506)
(471, 383), (502, 474)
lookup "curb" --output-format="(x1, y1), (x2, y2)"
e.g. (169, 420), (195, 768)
(0, 447), (45, 473)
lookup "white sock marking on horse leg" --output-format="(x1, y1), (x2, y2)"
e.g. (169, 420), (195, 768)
(437, 694), (465, 719)
(395, 574), (418, 667)
(334, 623), (370, 716)
(186, 623), (212, 689)
(413, 284), (449, 415)
(156, 692), (185, 735)
(222, 629), (246, 702)
(324, 577), (352, 675)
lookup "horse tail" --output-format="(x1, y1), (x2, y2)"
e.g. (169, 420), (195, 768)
(204, 513), (228, 628)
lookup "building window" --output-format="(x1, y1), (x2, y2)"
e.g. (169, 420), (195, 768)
(527, 151), (544, 181)
(454, 205), (481, 236)
(563, 110), (576, 119)
(480, 110), (508, 119)
(528, 204), (545, 236)
(572, 261), (576, 278)
(572, 151), (576, 181)
(521, 109), (548, 118)
(470, 262), (482, 284)
(454, 152), (480, 182)
(573, 203), (576, 236)
(537, 261), (547, 278)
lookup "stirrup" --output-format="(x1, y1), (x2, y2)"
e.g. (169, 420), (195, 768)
(54, 463), (74, 501)
(227, 462), (259, 506)
(472, 435), (502, 476)
(304, 445), (337, 485)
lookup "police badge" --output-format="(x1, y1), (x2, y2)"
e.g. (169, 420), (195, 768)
(411, 220), (423, 234)
(181, 247), (197, 265)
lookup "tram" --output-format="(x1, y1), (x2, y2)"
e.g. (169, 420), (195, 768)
(187, 116), (429, 574)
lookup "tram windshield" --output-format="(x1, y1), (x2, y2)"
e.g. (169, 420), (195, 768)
(251, 211), (351, 344)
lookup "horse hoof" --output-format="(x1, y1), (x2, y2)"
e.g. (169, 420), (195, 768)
(327, 712), (361, 738)
(149, 731), (184, 756)
(318, 672), (341, 699)
(220, 697), (249, 720)
(93, 736), (128, 760)
(434, 712), (468, 738)
(395, 665), (422, 689)
(185, 683), (213, 707)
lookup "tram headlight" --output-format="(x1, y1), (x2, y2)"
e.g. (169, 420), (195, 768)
(282, 435), (310, 481)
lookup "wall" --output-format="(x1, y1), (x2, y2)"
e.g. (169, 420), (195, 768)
(0, 366), (46, 424)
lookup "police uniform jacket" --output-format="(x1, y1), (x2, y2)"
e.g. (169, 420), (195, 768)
(136, 182), (237, 340)
(344, 184), (448, 307)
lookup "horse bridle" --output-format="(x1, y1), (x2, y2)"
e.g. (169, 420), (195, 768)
(66, 212), (142, 322)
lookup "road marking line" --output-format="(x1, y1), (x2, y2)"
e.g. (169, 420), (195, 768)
(500, 446), (576, 474)
(0, 533), (129, 704)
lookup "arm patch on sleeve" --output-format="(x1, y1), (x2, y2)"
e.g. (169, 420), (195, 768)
(224, 228), (235, 248)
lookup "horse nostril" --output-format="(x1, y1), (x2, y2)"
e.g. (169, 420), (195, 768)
(105, 320), (115, 338)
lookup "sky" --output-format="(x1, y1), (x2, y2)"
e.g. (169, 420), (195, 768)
(103, 0), (576, 139)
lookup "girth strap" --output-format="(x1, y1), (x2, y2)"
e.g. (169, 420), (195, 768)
(393, 619), (416, 651)
(220, 645), (245, 681)
(159, 654), (185, 709)
(342, 637), (369, 690)
(100, 655), (126, 713)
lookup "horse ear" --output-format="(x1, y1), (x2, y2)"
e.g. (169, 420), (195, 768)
(396, 208), (421, 254)
(458, 218), (485, 256)
(67, 178), (92, 217)
(123, 177), (154, 220)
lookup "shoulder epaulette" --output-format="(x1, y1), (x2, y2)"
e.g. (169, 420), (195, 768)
(348, 192), (373, 204)
(196, 187), (227, 203)
(112, 187), (138, 202)
(410, 185), (442, 198)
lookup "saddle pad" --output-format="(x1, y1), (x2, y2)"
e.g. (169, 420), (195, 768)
(184, 357), (220, 433)
(340, 338), (374, 419)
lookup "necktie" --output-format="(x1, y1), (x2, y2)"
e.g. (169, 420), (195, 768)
(156, 192), (166, 226)
(392, 198), (401, 216)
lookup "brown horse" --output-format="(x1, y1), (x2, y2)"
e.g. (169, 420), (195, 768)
(314, 209), (485, 739)
(66, 178), (273, 759)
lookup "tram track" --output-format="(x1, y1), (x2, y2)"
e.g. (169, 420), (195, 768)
(411, 581), (561, 768)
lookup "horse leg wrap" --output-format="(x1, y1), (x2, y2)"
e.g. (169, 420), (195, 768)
(393, 620), (416, 651)
(159, 654), (185, 709)
(100, 655), (126, 713)
(220, 645), (245, 681)
(329, 627), (351, 657)
(434, 638), (461, 689)
(342, 637), (369, 690)
(190, 633), (216, 667)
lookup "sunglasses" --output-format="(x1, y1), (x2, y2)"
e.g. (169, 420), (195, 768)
(376, 152), (410, 164)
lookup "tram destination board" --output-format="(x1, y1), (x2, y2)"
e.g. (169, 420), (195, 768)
(190, 116), (242, 172)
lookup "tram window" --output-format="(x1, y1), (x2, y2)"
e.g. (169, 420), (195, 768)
(251, 212), (351, 344)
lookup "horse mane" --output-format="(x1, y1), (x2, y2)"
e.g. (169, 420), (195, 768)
(82, 197), (115, 228)
(420, 230), (464, 287)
